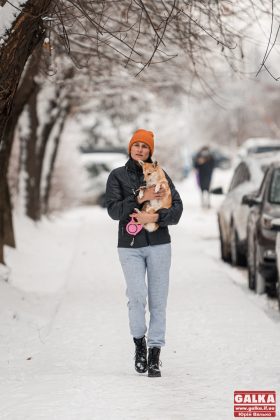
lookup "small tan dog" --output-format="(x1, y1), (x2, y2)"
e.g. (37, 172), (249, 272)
(136, 161), (172, 232)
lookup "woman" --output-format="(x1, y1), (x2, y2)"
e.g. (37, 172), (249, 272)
(105, 129), (183, 377)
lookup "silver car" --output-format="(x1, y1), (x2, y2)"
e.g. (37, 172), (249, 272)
(216, 154), (280, 266)
(271, 218), (280, 310)
(237, 138), (280, 159)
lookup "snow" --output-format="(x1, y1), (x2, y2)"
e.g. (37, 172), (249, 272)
(0, 1), (27, 41)
(80, 152), (127, 166)
(1, 170), (280, 419)
(0, 262), (9, 282)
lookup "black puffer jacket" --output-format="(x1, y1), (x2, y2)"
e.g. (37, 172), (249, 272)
(194, 152), (215, 191)
(105, 158), (183, 248)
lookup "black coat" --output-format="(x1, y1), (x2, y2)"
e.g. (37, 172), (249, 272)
(194, 153), (215, 191)
(105, 158), (183, 248)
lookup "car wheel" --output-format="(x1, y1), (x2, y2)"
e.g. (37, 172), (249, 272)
(230, 224), (246, 266)
(255, 244), (266, 295)
(218, 218), (230, 262)
(247, 230), (256, 290)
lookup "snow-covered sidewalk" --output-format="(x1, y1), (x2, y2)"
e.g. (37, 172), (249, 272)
(1, 174), (280, 420)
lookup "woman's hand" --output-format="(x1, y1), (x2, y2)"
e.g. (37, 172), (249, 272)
(137, 186), (165, 204)
(130, 211), (159, 225)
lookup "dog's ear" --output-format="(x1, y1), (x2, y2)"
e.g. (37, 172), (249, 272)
(153, 161), (158, 168)
(138, 160), (144, 167)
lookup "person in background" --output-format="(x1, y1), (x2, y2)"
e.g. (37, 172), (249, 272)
(194, 146), (215, 208)
(105, 129), (183, 378)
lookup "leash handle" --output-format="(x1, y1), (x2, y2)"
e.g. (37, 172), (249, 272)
(126, 217), (143, 236)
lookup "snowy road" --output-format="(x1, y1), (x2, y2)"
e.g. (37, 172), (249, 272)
(1, 174), (280, 420)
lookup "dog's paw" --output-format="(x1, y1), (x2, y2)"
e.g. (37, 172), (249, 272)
(154, 184), (160, 193)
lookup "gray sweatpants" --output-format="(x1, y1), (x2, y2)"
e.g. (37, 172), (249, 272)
(118, 244), (171, 348)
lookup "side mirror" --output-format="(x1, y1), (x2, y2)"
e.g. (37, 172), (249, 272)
(271, 219), (280, 232)
(242, 194), (261, 207)
(210, 187), (224, 195)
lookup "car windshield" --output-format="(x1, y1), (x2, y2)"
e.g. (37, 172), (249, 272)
(249, 145), (280, 154)
(269, 169), (280, 204)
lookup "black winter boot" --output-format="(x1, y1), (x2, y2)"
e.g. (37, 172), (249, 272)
(148, 347), (161, 377)
(133, 336), (148, 373)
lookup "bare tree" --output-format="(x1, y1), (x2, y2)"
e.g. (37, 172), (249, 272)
(0, 0), (253, 263)
(18, 56), (74, 220)
(0, 1), (54, 263)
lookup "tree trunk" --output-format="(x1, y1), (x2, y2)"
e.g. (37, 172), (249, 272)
(4, 178), (15, 247)
(2, 47), (43, 251)
(42, 103), (71, 214)
(24, 87), (41, 221)
(22, 83), (60, 220)
(0, 0), (53, 263)
(0, 1), (53, 156)
(0, 183), (5, 264)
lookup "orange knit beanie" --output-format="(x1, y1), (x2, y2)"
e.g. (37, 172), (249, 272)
(128, 129), (154, 156)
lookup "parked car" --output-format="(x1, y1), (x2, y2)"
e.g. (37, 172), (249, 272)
(271, 219), (280, 309)
(242, 162), (280, 295)
(237, 138), (280, 159)
(213, 154), (279, 266)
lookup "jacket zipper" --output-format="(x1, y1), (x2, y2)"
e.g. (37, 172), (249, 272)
(126, 165), (150, 245)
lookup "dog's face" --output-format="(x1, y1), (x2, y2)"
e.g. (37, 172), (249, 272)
(139, 161), (159, 184)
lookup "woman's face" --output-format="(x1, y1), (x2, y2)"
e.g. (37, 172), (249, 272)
(130, 142), (150, 161)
